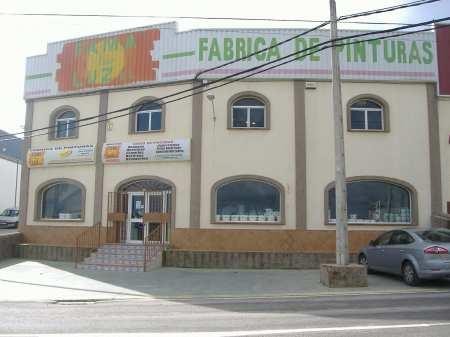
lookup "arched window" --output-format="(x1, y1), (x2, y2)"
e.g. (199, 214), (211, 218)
(130, 99), (164, 133)
(38, 180), (84, 220)
(230, 96), (267, 129)
(55, 110), (77, 138)
(327, 179), (415, 224)
(348, 97), (387, 131)
(212, 176), (283, 223)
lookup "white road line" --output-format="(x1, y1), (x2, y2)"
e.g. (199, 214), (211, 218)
(2, 322), (450, 337)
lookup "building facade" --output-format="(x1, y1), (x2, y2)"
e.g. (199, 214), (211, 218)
(0, 130), (22, 213)
(19, 23), (450, 253)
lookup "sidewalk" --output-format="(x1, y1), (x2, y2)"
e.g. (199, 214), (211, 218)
(0, 258), (449, 302)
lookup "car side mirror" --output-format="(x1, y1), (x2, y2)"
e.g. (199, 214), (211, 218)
(369, 240), (375, 246)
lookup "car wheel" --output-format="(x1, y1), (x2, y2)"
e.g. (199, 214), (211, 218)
(402, 261), (420, 286)
(358, 253), (373, 274)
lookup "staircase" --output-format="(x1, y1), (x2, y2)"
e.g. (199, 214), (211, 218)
(77, 243), (164, 272)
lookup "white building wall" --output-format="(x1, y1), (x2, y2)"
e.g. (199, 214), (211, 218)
(439, 97), (450, 212)
(0, 158), (21, 212)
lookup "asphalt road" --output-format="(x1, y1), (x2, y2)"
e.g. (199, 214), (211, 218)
(1, 291), (450, 336)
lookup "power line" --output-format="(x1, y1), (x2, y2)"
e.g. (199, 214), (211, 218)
(1, 1), (445, 141)
(0, 0), (439, 26)
(16, 21), (449, 145)
(5, 20), (448, 144)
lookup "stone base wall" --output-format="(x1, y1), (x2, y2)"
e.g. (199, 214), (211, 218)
(0, 233), (22, 261)
(164, 250), (358, 269)
(171, 229), (382, 253)
(15, 244), (92, 262)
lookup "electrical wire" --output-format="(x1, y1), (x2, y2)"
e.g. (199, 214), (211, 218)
(3, 20), (448, 144)
(0, 2), (446, 142)
(0, 0), (440, 26)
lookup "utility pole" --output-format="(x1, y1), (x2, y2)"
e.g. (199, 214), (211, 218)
(329, 0), (349, 265)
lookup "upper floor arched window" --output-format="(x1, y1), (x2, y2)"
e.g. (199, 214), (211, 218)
(129, 99), (165, 134)
(228, 92), (270, 129)
(54, 110), (77, 139)
(348, 96), (388, 132)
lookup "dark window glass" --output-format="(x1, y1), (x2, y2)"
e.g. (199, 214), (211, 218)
(56, 120), (67, 138)
(216, 180), (280, 222)
(374, 231), (393, 246)
(231, 97), (266, 128)
(58, 111), (76, 119)
(151, 110), (162, 130)
(350, 110), (365, 129)
(329, 181), (411, 223)
(41, 183), (82, 219)
(351, 99), (381, 109)
(136, 112), (150, 132)
(140, 102), (161, 111)
(232, 107), (248, 127)
(367, 110), (382, 130)
(234, 98), (264, 106)
(249, 108), (265, 127)
(417, 229), (450, 243)
(390, 231), (415, 245)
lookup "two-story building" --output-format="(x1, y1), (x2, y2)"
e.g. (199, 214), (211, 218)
(18, 22), (450, 267)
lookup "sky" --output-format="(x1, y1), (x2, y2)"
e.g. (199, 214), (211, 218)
(0, 0), (449, 135)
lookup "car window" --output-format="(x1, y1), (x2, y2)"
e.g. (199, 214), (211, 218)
(390, 231), (415, 245)
(373, 231), (393, 246)
(417, 229), (450, 243)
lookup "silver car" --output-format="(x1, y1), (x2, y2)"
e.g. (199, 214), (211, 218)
(0, 208), (19, 228)
(358, 228), (450, 286)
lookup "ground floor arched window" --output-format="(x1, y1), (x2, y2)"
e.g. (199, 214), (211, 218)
(327, 178), (414, 224)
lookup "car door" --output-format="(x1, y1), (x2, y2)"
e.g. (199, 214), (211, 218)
(366, 231), (393, 271)
(383, 230), (415, 275)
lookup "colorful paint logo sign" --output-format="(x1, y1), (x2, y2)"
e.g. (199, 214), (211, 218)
(24, 22), (450, 98)
(102, 139), (190, 164)
(56, 29), (160, 92)
(27, 144), (96, 168)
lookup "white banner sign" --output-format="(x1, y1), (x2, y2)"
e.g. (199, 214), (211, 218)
(27, 144), (96, 168)
(102, 139), (190, 164)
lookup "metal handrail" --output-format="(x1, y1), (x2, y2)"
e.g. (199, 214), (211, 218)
(74, 222), (103, 268)
(143, 223), (167, 272)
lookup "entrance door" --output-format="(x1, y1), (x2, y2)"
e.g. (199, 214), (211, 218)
(126, 190), (171, 244)
(127, 192), (145, 243)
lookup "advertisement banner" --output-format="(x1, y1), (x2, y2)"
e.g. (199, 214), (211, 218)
(27, 144), (96, 168)
(24, 22), (441, 99)
(102, 139), (190, 164)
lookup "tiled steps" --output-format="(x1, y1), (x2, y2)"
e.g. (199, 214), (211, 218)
(77, 243), (163, 272)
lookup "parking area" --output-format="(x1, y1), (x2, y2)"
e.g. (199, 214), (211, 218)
(0, 258), (449, 302)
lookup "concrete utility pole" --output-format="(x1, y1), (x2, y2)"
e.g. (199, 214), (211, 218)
(329, 0), (349, 265)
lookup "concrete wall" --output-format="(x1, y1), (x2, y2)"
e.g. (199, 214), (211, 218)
(0, 158), (20, 211)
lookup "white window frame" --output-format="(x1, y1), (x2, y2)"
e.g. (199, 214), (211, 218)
(231, 103), (266, 129)
(55, 114), (77, 139)
(350, 105), (384, 131)
(135, 108), (162, 132)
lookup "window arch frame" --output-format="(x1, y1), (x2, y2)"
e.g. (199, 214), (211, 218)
(227, 91), (271, 130)
(128, 96), (166, 134)
(324, 176), (418, 226)
(48, 106), (80, 140)
(34, 178), (86, 222)
(211, 175), (285, 225)
(346, 94), (390, 132)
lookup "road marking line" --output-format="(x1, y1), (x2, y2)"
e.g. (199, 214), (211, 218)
(1, 322), (450, 337)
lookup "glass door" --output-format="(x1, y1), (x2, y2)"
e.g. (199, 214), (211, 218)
(127, 192), (145, 243)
